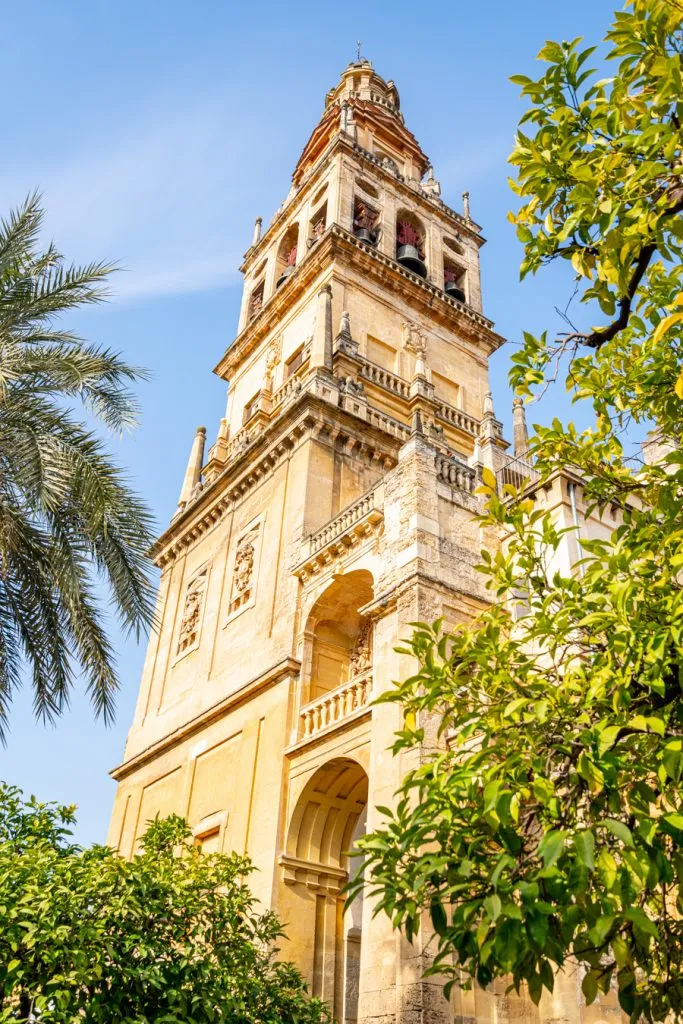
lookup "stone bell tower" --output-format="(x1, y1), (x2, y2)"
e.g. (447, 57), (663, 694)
(107, 59), (604, 1024)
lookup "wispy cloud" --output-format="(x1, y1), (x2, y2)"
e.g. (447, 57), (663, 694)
(0, 88), (272, 302)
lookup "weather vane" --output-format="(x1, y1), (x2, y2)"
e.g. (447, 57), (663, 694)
(355, 40), (363, 62)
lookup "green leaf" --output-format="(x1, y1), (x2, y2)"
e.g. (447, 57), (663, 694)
(601, 819), (634, 848)
(484, 894), (502, 922)
(537, 830), (567, 869)
(574, 830), (595, 871)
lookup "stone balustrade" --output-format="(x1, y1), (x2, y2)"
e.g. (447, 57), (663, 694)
(299, 671), (372, 740)
(271, 374), (304, 413)
(435, 452), (477, 493)
(434, 400), (479, 437)
(309, 487), (379, 554)
(366, 407), (411, 440)
(225, 423), (252, 459)
(358, 358), (410, 398)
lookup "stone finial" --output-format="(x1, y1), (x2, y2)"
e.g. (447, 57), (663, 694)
(411, 408), (424, 436)
(512, 397), (530, 458)
(217, 417), (228, 443)
(462, 191), (471, 221)
(483, 390), (495, 417)
(252, 216), (262, 247)
(177, 426), (206, 513)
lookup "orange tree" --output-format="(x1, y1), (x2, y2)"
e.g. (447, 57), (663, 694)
(0, 785), (329, 1024)
(350, 3), (683, 1021)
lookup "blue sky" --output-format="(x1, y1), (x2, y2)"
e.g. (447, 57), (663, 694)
(0, 0), (619, 844)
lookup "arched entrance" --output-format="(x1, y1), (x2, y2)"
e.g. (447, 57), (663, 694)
(301, 569), (373, 702)
(280, 757), (368, 1023)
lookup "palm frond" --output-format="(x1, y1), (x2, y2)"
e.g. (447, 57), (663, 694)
(0, 195), (156, 736)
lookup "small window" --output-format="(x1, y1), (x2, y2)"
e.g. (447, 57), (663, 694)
(242, 391), (261, 425)
(194, 827), (221, 854)
(286, 345), (306, 379)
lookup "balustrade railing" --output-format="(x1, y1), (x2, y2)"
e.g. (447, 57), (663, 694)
(435, 453), (477, 493)
(358, 358), (410, 399)
(225, 423), (252, 459)
(434, 401), (478, 437)
(299, 671), (372, 740)
(496, 455), (540, 495)
(366, 407), (410, 440)
(309, 486), (379, 554)
(271, 374), (303, 412)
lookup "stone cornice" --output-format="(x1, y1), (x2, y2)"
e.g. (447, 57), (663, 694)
(110, 657), (301, 781)
(150, 383), (403, 569)
(216, 224), (504, 382)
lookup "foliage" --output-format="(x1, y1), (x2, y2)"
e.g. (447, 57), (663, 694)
(351, 3), (683, 1022)
(0, 194), (155, 734)
(0, 784), (330, 1024)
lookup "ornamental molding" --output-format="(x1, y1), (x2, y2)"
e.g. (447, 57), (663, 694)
(110, 657), (301, 781)
(279, 854), (348, 895)
(152, 387), (401, 571)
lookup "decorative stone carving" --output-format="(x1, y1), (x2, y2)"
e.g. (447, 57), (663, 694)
(338, 310), (352, 339)
(350, 619), (372, 676)
(265, 336), (282, 389)
(402, 320), (428, 377)
(229, 526), (260, 614)
(177, 568), (208, 655)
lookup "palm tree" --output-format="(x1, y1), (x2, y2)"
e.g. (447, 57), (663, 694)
(0, 193), (155, 738)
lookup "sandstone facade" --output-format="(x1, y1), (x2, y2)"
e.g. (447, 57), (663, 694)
(108, 60), (622, 1024)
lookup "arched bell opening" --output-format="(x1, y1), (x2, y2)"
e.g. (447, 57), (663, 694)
(353, 196), (380, 247)
(276, 222), (299, 288)
(443, 257), (467, 303)
(396, 209), (427, 278)
(280, 757), (369, 1023)
(302, 570), (374, 705)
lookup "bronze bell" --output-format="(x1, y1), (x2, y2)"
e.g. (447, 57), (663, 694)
(276, 264), (296, 289)
(445, 280), (466, 302)
(355, 226), (375, 245)
(396, 243), (427, 278)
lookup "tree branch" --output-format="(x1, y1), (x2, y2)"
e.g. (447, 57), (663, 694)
(565, 194), (683, 350)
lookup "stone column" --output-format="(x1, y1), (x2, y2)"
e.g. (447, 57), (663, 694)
(311, 284), (334, 371)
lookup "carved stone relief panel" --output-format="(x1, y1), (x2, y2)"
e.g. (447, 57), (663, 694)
(228, 521), (262, 617)
(176, 566), (209, 656)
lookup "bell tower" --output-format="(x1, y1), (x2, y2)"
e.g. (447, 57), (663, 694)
(108, 59), (514, 1023)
